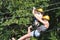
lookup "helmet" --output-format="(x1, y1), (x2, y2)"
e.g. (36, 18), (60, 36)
(37, 8), (44, 12)
(43, 15), (50, 20)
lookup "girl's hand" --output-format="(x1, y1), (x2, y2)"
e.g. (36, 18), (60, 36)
(28, 25), (32, 29)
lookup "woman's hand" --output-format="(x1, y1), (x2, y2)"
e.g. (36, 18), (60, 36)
(32, 7), (37, 14)
(32, 7), (43, 19)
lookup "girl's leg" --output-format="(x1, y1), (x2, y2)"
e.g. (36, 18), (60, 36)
(25, 38), (30, 40)
(18, 33), (31, 40)
(24, 25), (32, 40)
(18, 25), (32, 40)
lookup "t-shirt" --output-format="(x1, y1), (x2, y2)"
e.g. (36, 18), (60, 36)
(37, 25), (47, 32)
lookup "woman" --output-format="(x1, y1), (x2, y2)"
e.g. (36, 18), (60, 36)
(18, 7), (50, 40)
(33, 7), (44, 28)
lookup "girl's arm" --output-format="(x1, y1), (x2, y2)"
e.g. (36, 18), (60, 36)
(28, 25), (32, 33)
(33, 13), (46, 24)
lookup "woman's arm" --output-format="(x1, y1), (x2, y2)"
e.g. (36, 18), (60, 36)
(32, 7), (43, 18)
(33, 13), (46, 24)
(32, 7), (38, 14)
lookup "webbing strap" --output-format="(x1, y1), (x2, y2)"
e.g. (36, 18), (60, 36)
(33, 30), (35, 37)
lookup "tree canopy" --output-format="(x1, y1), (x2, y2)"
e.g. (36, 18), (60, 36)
(0, 0), (60, 40)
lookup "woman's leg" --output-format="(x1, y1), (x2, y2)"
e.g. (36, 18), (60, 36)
(18, 33), (31, 40)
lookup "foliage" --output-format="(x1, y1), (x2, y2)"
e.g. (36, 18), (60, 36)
(0, 0), (60, 40)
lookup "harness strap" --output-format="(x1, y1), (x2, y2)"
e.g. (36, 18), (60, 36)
(33, 30), (35, 37)
(33, 30), (39, 38)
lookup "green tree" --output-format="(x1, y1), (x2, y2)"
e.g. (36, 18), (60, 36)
(0, 0), (60, 40)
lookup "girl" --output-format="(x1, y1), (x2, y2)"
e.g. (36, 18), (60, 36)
(18, 7), (50, 40)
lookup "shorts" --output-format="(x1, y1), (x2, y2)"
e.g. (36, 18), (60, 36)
(30, 30), (40, 37)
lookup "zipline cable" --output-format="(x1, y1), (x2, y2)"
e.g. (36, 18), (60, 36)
(44, 7), (60, 12)
(45, 2), (60, 7)
(40, 2), (60, 8)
